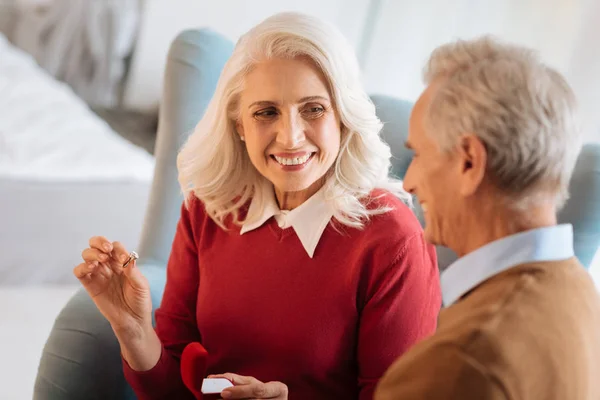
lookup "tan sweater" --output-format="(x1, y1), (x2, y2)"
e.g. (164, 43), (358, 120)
(375, 258), (600, 400)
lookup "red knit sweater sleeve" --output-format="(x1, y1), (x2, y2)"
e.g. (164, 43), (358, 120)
(122, 198), (201, 399)
(357, 232), (441, 400)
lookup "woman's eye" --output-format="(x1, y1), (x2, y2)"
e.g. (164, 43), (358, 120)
(302, 105), (325, 117)
(254, 109), (278, 120)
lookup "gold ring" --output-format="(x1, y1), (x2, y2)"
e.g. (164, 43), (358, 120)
(122, 251), (139, 268)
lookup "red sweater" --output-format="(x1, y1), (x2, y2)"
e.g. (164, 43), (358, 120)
(123, 191), (441, 399)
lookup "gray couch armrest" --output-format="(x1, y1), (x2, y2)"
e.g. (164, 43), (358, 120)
(34, 264), (166, 400)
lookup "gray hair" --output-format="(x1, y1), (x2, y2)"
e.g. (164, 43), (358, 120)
(423, 35), (582, 209)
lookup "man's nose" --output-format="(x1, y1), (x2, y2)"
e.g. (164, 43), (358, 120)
(276, 113), (305, 149)
(403, 162), (416, 194)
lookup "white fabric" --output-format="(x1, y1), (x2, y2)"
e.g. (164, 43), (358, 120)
(11, 0), (139, 107)
(0, 33), (154, 182)
(240, 181), (335, 258)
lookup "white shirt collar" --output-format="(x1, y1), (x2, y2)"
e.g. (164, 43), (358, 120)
(240, 180), (335, 258)
(440, 224), (575, 306)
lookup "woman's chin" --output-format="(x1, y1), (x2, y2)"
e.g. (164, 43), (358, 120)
(272, 181), (314, 194)
(268, 173), (322, 194)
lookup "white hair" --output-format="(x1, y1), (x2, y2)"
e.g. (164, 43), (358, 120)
(423, 35), (582, 209)
(177, 12), (408, 229)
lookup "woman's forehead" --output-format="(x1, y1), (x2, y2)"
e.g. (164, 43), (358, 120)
(240, 58), (331, 105)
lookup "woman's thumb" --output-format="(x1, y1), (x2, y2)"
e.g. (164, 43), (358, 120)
(123, 260), (148, 291)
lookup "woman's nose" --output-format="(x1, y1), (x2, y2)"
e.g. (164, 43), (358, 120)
(276, 113), (305, 148)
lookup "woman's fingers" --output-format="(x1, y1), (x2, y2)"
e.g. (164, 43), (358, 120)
(82, 247), (110, 263)
(84, 237), (119, 274)
(77, 236), (147, 293)
(111, 241), (130, 265)
(73, 262), (97, 280)
(208, 373), (254, 385)
(105, 241), (133, 276)
(99, 263), (113, 280)
(89, 236), (113, 253)
(82, 238), (132, 276)
(208, 374), (288, 399)
(72, 261), (114, 286)
(216, 375), (287, 399)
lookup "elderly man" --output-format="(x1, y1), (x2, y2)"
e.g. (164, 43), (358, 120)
(375, 36), (600, 399)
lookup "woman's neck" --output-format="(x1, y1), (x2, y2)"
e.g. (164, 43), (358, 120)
(274, 178), (325, 210)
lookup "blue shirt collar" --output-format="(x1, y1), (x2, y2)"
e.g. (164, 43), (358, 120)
(441, 224), (575, 306)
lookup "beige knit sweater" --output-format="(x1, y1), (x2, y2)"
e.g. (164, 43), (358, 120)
(375, 258), (600, 400)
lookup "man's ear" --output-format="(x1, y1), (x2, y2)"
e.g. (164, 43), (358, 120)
(458, 134), (487, 196)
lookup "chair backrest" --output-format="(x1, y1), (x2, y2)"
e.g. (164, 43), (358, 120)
(136, 29), (234, 266)
(558, 143), (600, 266)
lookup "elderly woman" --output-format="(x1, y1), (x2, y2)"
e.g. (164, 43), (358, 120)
(73, 12), (441, 400)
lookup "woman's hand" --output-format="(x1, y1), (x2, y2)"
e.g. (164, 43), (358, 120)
(208, 373), (288, 400)
(73, 236), (152, 336)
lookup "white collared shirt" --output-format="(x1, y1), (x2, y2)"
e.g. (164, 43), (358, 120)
(440, 224), (575, 306)
(240, 180), (335, 258)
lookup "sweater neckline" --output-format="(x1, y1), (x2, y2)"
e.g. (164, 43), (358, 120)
(267, 216), (296, 241)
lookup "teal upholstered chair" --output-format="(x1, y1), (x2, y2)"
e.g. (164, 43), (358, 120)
(33, 29), (600, 399)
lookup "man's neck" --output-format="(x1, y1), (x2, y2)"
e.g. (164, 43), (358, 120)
(455, 201), (558, 257)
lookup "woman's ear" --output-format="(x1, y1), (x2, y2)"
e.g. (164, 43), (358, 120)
(236, 120), (245, 136)
(236, 120), (246, 141)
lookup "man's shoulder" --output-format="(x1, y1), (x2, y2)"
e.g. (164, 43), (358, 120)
(438, 259), (600, 378)
(451, 258), (600, 325)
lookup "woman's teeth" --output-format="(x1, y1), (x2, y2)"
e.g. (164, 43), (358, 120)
(274, 153), (312, 166)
